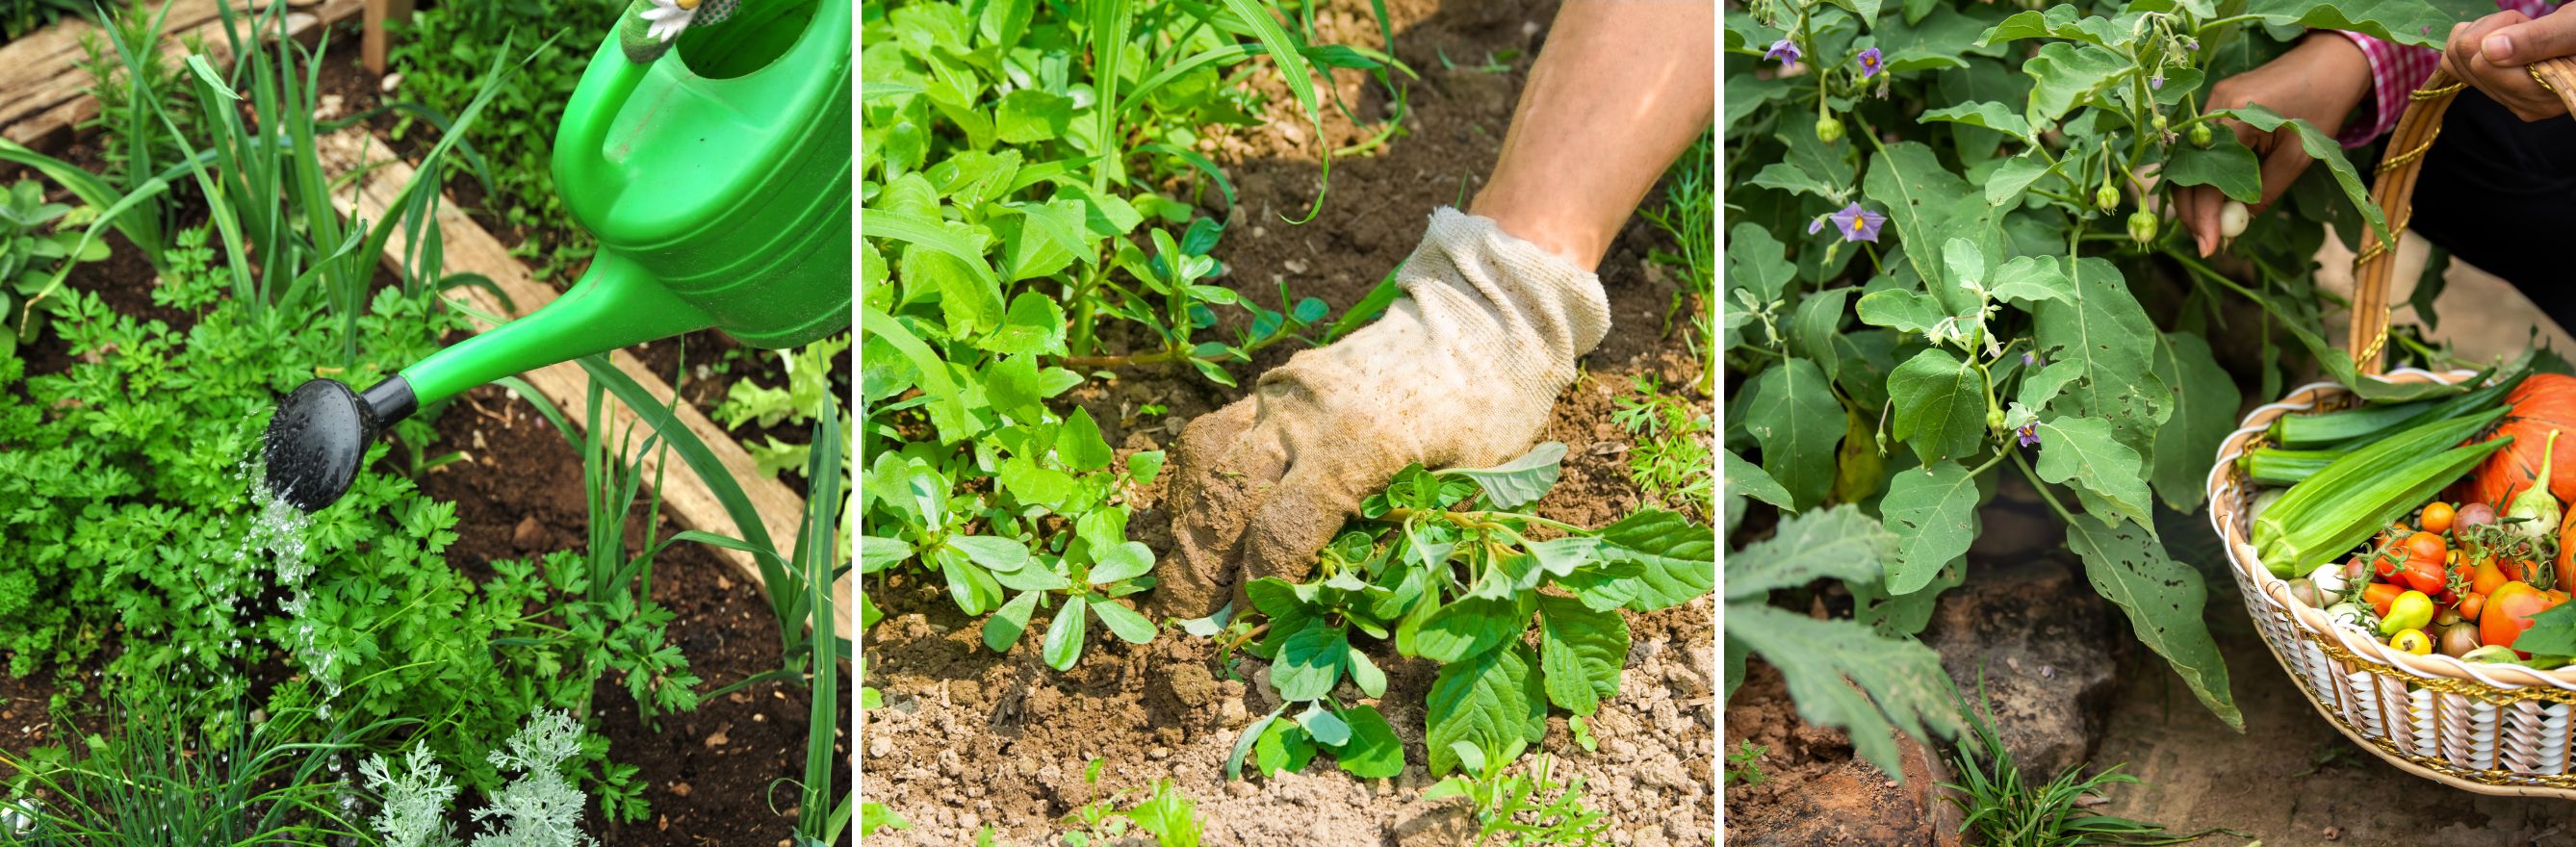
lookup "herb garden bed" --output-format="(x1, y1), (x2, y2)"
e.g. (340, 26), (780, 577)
(861, 0), (1716, 842)
(0, 11), (848, 844)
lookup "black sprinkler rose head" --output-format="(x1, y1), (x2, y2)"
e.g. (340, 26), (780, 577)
(260, 377), (418, 512)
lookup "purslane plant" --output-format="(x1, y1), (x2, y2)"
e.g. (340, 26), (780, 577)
(1225, 443), (1714, 780)
(859, 0), (1400, 671)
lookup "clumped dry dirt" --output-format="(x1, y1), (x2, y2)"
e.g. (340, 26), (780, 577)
(861, 0), (1714, 842)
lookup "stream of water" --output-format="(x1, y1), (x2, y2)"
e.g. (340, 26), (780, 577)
(234, 449), (341, 711)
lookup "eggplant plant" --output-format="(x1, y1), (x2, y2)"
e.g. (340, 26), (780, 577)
(1724, 0), (2493, 775)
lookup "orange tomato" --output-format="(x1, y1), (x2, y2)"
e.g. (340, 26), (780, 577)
(2459, 591), (2488, 622)
(2365, 582), (2406, 618)
(2473, 557), (2511, 596)
(2424, 501), (2457, 534)
(2482, 581), (2566, 654)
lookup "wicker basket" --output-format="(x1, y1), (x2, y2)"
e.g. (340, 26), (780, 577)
(2205, 57), (2576, 796)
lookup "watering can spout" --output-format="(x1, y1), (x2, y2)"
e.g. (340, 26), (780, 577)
(260, 0), (849, 512)
(260, 253), (714, 510)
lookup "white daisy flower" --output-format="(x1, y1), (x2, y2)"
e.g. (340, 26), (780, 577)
(642, 0), (700, 42)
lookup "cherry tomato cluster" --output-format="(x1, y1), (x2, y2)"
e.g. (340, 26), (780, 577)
(2285, 500), (2569, 661)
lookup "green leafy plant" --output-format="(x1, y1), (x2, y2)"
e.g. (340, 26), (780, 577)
(385, 0), (621, 281)
(1716, 0), (2499, 771)
(714, 332), (852, 479)
(860, 0), (1405, 670)
(0, 272), (651, 816)
(500, 363), (704, 729)
(1724, 741), (1767, 786)
(1226, 442), (1714, 780)
(0, 180), (110, 355)
(1420, 754), (1612, 847)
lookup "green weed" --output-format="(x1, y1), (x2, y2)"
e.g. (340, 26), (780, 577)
(1226, 443), (1713, 780)
(1422, 754), (1612, 847)
(1611, 374), (1714, 519)
(1941, 680), (2200, 847)
(860, 0), (1398, 672)
(1723, 741), (1766, 786)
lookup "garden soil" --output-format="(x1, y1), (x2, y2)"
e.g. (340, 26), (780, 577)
(422, 382), (852, 844)
(862, 0), (1717, 843)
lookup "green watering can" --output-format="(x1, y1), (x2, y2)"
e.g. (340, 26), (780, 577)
(262, 0), (851, 511)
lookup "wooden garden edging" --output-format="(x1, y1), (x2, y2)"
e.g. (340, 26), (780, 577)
(314, 127), (854, 639)
(0, 0), (364, 151)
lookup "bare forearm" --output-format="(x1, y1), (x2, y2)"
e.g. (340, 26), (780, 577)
(1468, 1), (1715, 271)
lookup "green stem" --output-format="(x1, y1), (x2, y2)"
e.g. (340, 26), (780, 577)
(2195, 13), (2265, 34)
(2011, 450), (2079, 523)
(703, 667), (808, 702)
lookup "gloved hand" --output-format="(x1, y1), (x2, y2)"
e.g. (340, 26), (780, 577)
(1148, 208), (1610, 620)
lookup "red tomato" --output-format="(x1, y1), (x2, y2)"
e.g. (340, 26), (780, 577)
(2482, 582), (2566, 654)
(2401, 556), (2450, 595)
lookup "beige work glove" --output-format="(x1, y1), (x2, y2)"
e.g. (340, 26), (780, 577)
(1150, 208), (1610, 620)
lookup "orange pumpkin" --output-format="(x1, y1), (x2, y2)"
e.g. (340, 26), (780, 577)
(2558, 506), (2576, 592)
(2459, 375), (2576, 507)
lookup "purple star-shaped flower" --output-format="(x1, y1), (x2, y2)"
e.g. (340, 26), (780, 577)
(1765, 38), (1801, 64)
(1857, 47), (1885, 79)
(2017, 423), (2041, 448)
(1828, 202), (1885, 243)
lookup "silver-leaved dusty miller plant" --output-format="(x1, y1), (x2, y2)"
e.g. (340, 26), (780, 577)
(362, 709), (596, 847)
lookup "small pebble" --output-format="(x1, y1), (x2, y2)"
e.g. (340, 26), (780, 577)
(379, 72), (402, 94)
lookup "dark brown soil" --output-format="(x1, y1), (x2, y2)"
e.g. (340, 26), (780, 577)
(416, 381), (850, 843)
(863, 0), (1713, 842)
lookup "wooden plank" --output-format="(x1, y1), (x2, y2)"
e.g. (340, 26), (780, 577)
(358, 0), (410, 74)
(0, 0), (361, 150)
(312, 128), (853, 639)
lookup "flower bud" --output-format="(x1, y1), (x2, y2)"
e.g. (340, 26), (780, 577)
(2189, 122), (2213, 147)
(1816, 116), (1845, 144)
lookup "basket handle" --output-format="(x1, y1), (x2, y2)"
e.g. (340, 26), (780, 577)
(2348, 56), (2576, 375)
